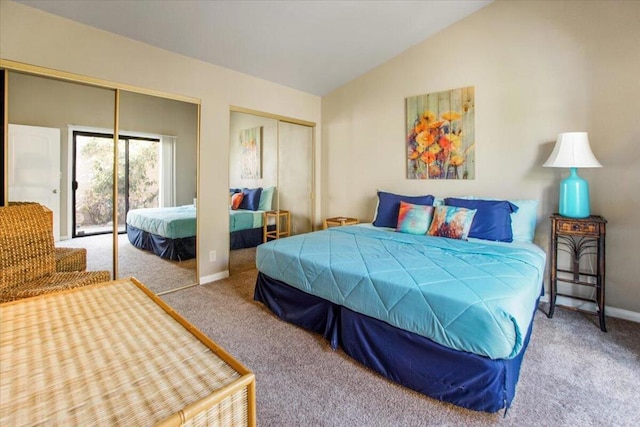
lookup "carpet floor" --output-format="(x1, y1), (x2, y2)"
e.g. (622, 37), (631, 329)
(159, 248), (640, 426)
(58, 233), (197, 294)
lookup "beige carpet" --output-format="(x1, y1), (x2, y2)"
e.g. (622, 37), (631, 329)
(58, 233), (197, 294)
(160, 249), (640, 426)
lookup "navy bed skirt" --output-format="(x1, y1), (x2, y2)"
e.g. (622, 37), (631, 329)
(230, 225), (275, 250)
(254, 272), (537, 413)
(127, 224), (196, 261)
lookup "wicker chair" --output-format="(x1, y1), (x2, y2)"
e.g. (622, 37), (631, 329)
(55, 247), (87, 272)
(0, 204), (110, 303)
(7, 201), (88, 273)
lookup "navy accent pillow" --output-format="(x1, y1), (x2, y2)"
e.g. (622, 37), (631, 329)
(239, 187), (263, 211)
(230, 188), (241, 195)
(444, 198), (519, 242)
(373, 191), (435, 228)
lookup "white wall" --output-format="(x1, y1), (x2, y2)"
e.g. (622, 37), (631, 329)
(321, 0), (640, 314)
(0, 0), (321, 281)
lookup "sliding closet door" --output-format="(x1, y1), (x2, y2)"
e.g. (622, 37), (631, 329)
(118, 91), (199, 293)
(278, 121), (313, 234)
(7, 71), (115, 275)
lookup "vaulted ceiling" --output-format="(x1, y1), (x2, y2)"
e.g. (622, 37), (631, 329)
(17, 0), (492, 96)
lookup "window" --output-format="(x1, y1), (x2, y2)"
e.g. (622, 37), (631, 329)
(72, 130), (170, 236)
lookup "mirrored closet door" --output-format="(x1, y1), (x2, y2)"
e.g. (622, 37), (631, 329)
(6, 71), (116, 276)
(228, 109), (314, 272)
(2, 63), (200, 294)
(118, 90), (199, 293)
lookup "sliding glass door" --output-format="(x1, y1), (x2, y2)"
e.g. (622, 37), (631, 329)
(73, 131), (160, 237)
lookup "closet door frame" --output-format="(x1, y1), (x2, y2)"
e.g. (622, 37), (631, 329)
(1, 59), (201, 282)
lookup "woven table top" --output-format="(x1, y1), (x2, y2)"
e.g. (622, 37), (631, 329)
(0, 278), (249, 426)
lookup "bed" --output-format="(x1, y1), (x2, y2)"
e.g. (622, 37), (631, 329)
(126, 205), (196, 260)
(230, 208), (269, 250)
(0, 277), (256, 426)
(253, 195), (545, 413)
(230, 186), (275, 250)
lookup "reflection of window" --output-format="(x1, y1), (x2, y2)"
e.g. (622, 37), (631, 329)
(72, 129), (174, 237)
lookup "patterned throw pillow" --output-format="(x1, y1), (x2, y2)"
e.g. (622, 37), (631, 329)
(427, 205), (477, 240)
(372, 190), (435, 228)
(231, 192), (244, 210)
(396, 201), (434, 235)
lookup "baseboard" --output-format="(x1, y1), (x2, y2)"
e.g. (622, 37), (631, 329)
(199, 270), (229, 285)
(539, 295), (640, 323)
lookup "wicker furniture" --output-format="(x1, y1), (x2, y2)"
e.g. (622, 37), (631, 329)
(7, 201), (89, 273)
(0, 278), (256, 426)
(0, 204), (110, 303)
(54, 247), (87, 272)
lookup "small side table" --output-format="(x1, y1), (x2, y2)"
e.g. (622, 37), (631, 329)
(323, 217), (359, 229)
(548, 214), (607, 331)
(263, 210), (291, 242)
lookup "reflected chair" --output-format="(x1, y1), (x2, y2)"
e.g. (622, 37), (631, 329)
(0, 203), (110, 303)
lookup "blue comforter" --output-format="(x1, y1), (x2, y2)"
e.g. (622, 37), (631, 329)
(229, 209), (264, 233)
(256, 225), (546, 360)
(126, 205), (196, 239)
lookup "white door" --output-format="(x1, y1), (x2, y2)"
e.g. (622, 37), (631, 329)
(8, 124), (61, 241)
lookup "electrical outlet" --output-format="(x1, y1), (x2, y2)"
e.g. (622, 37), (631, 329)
(209, 250), (216, 262)
(292, 224), (297, 234)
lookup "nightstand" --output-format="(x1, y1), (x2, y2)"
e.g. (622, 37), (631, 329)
(323, 217), (359, 229)
(548, 214), (607, 331)
(263, 210), (291, 242)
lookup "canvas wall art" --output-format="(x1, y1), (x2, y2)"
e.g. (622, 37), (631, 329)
(406, 86), (475, 179)
(240, 126), (262, 179)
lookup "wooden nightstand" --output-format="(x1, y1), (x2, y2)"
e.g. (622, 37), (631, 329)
(263, 210), (291, 242)
(548, 214), (607, 331)
(323, 217), (359, 229)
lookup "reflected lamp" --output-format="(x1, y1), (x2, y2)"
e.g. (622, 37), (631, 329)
(543, 132), (602, 218)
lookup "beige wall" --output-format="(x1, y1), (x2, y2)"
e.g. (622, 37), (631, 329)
(321, 0), (640, 314)
(0, 0), (321, 281)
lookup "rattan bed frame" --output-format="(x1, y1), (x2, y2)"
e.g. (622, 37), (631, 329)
(0, 278), (256, 426)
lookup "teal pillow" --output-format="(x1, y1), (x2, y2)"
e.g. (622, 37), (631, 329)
(427, 205), (476, 240)
(510, 199), (538, 243)
(396, 201), (434, 235)
(258, 186), (275, 211)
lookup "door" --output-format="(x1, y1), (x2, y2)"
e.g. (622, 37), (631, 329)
(278, 121), (313, 235)
(8, 124), (61, 241)
(72, 131), (161, 237)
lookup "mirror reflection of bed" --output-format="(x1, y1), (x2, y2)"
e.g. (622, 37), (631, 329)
(6, 70), (199, 295)
(228, 110), (314, 274)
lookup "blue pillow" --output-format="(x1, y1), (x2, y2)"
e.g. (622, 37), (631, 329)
(373, 191), (435, 228)
(239, 187), (263, 211)
(457, 196), (539, 243)
(444, 198), (518, 242)
(258, 186), (275, 211)
(230, 188), (241, 195)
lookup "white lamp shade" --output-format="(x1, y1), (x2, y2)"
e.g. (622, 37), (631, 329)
(543, 132), (603, 168)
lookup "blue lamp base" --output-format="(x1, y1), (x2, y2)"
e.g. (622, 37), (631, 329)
(559, 167), (591, 218)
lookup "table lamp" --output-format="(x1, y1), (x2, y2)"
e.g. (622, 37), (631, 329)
(543, 132), (602, 218)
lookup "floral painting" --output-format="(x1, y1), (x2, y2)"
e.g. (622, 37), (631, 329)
(406, 86), (475, 179)
(240, 126), (262, 179)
